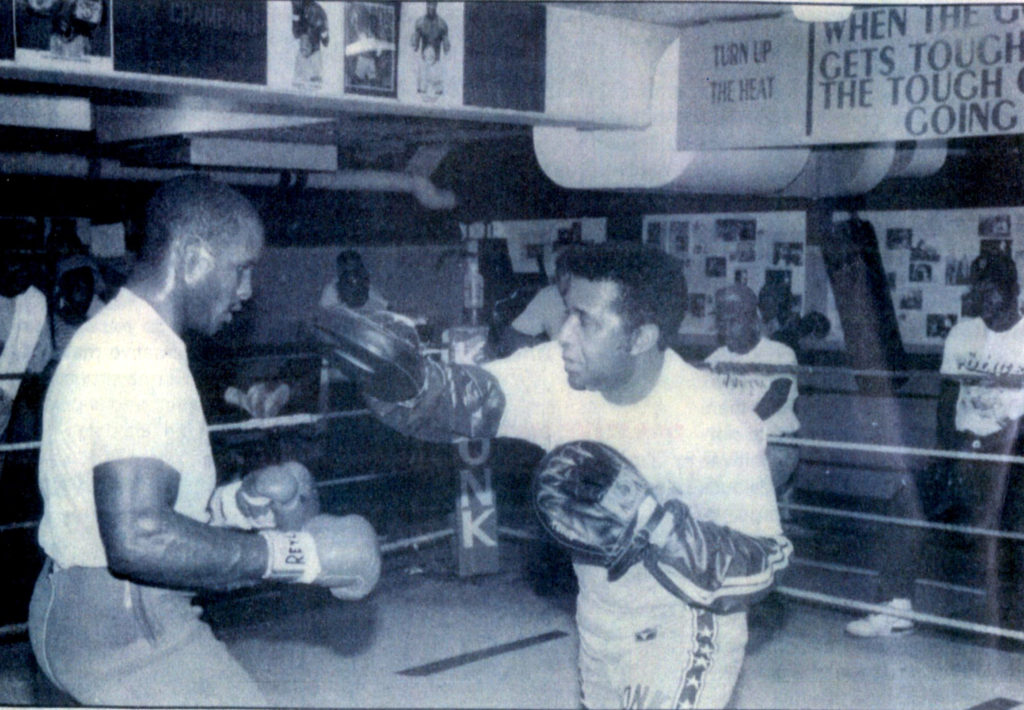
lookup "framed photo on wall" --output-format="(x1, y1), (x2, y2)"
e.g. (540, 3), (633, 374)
(344, 1), (399, 97)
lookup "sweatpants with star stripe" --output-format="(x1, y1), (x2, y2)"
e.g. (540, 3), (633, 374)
(577, 603), (748, 709)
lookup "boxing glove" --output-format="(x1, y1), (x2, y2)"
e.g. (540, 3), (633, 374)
(237, 462), (320, 531)
(260, 514), (381, 600)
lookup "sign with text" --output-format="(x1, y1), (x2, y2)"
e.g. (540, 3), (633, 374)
(811, 5), (1024, 142)
(677, 17), (808, 149)
(678, 5), (1024, 147)
(114, 0), (266, 84)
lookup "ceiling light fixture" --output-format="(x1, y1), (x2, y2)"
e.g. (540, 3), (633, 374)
(791, 5), (854, 23)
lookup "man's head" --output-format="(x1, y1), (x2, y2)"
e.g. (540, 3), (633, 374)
(137, 175), (264, 336)
(557, 244), (686, 398)
(714, 284), (761, 354)
(553, 245), (574, 300)
(0, 254), (38, 299)
(335, 250), (371, 308)
(963, 252), (1020, 330)
(55, 256), (98, 325)
(758, 281), (792, 324)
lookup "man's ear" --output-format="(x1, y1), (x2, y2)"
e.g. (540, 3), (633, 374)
(180, 238), (214, 286)
(629, 323), (660, 355)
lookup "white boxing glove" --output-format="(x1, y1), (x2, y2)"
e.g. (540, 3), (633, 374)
(238, 462), (320, 531)
(208, 462), (320, 531)
(260, 514), (381, 600)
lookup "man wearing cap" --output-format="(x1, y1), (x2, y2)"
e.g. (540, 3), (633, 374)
(846, 252), (1024, 636)
(705, 284), (801, 495)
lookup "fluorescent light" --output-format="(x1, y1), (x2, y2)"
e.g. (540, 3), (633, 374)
(792, 5), (854, 22)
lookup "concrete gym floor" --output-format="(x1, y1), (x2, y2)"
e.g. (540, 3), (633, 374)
(1, 539), (1022, 709)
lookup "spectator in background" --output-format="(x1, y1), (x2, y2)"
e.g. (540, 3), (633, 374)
(706, 284), (801, 498)
(319, 249), (389, 315)
(51, 255), (106, 363)
(758, 281), (799, 346)
(0, 251), (52, 439)
(510, 248), (572, 339)
(846, 252), (1024, 636)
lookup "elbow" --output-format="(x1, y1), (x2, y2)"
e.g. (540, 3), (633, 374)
(99, 512), (166, 579)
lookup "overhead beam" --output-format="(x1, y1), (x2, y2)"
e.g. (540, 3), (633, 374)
(0, 95), (91, 131)
(93, 105), (332, 144)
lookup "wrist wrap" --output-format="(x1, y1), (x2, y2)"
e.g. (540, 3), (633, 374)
(259, 530), (321, 584)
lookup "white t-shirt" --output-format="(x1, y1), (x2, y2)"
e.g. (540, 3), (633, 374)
(485, 342), (779, 612)
(0, 286), (52, 402)
(940, 315), (1024, 436)
(705, 338), (800, 436)
(511, 284), (567, 340)
(37, 289), (218, 568)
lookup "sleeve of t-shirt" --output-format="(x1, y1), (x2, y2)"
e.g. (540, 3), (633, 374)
(484, 341), (560, 446)
(939, 322), (966, 375)
(510, 287), (553, 337)
(697, 407), (782, 538)
(87, 345), (198, 468)
(319, 282), (337, 309)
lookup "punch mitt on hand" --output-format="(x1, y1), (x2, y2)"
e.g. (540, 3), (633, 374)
(238, 461), (321, 531)
(533, 440), (663, 581)
(313, 307), (425, 401)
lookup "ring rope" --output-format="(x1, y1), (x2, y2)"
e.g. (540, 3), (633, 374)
(781, 501), (1024, 541)
(768, 434), (1024, 466)
(0, 408), (374, 453)
(496, 526), (1024, 642)
(0, 525), (458, 640)
(775, 586), (1024, 642)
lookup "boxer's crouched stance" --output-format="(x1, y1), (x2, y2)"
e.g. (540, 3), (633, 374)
(319, 244), (790, 709)
(29, 177), (379, 707)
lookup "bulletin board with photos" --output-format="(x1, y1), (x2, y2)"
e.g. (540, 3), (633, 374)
(858, 207), (1024, 350)
(642, 211), (817, 339)
(490, 218), (607, 275)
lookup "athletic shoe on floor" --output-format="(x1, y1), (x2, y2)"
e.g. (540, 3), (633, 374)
(845, 599), (914, 637)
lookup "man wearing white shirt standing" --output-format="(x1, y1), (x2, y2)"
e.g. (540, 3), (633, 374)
(846, 252), (1024, 636)
(705, 284), (800, 494)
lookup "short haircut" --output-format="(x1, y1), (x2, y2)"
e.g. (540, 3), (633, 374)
(562, 243), (687, 350)
(715, 284), (759, 318)
(336, 249), (366, 269)
(139, 176), (261, 267)
(970, 252), (1018, 293)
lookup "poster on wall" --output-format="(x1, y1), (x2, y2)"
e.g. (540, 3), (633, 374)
(267, 0), (343, 93)
(343, 1), (398, 97)
(15, 0), (112, 70)
(397, 1), (463, 107)
(850, 207), (1024, 350)
(113, 0), (266, 84)
(490, 218), (607, 276)
(0, 0), (14, 60)
(642, 211), (845, 345)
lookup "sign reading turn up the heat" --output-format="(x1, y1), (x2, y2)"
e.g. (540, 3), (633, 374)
(678, 4), (1024, 148)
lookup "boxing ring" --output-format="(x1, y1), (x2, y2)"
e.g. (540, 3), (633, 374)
(0, 355), (1022, 708)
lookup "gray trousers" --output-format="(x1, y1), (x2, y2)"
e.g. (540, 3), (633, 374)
(28, 559), (267, 707)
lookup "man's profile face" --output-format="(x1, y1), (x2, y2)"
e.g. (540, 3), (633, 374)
(57, 268), (95, 324)
(186, 229), (263, 336)
(557, 277), (635, 393)
(337, 259), (370, 308)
